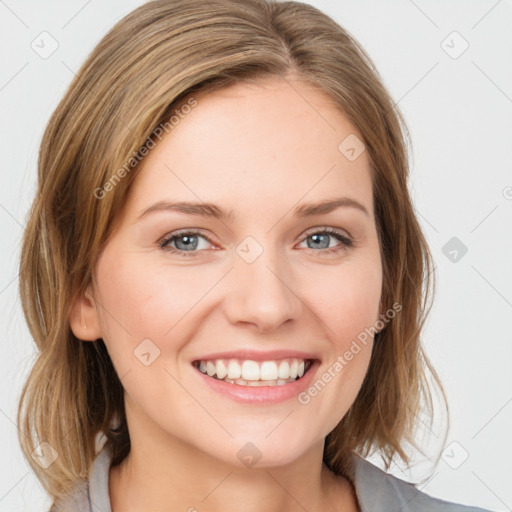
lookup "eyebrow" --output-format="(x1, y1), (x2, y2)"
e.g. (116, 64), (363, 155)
(137, 197), (370, 221)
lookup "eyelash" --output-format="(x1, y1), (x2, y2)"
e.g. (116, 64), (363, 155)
(158, 227), (353, 257)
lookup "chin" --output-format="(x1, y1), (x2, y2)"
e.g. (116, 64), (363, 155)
(217, 431), (317, 469)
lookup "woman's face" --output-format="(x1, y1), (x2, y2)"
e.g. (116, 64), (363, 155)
(81, 77), (383, 467)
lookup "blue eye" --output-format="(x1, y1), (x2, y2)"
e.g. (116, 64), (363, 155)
(299, 228), (353, 254)
(159, 227), (353, 257)
(159, 230), (211, 256)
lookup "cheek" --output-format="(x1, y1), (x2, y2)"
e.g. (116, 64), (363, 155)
(301, 257), (381, 407)
(298, 265), (379, 435)
(95, 252), (211, 340)
(308, 258), (382, 348)
(93, 248), (232, 389)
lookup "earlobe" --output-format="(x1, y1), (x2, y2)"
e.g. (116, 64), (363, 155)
(69, 285), (102, 342)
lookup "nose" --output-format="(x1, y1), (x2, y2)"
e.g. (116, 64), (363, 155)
(222, 241), (303, 334)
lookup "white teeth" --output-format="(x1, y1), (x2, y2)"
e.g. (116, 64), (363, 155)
(216, 360), (227, 379)
(195, 357), (312, 386)
(289, 360), (298, 378)
(260, 361), (278, 380)
(206, 361), (216, 377)
(227, 360), (241, 379)
(241, 360), (260, 381)
(278, 361), (290, 379)
(234, 378), (291, 386)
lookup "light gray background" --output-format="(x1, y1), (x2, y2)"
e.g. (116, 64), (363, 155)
(1, 0), (511, 511)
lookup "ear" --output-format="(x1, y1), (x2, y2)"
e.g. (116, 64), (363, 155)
(69, 284), (102, 342)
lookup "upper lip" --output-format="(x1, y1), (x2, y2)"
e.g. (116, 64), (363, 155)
(191, 349), (321, 363)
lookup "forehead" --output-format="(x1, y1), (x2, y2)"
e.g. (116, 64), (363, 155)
(124, 77), (373, 221)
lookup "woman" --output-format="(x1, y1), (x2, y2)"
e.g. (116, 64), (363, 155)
(17, 0), (493, 510)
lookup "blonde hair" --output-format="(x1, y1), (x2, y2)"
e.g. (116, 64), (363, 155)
(18, 0), (448, 504)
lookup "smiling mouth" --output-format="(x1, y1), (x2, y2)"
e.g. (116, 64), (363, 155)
(192, 358), (314, 387)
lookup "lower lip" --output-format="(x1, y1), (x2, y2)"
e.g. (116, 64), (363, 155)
(193, 360), (320, 404)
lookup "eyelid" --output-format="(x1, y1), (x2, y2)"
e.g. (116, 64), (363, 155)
(300, 225), (352, 240)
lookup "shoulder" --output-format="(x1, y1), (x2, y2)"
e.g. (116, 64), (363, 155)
(351, 455), (494, 512)
(49, 445), (113, 512)
(48, 478), (90, 512)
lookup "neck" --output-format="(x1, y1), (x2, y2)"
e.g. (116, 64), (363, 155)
(108, 396), (360, 512)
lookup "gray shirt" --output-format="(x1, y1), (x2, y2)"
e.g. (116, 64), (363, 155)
(51, 444), (494, 512)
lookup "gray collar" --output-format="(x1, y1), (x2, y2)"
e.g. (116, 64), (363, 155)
(82, 444), (488, 512)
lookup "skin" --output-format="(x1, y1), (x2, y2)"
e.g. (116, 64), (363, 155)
(70, 75), (383, 512)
